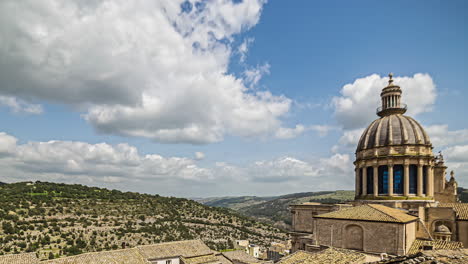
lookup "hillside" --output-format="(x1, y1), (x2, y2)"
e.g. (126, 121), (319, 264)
(199, 191), (355, 229)
(0, 182), (286, 260)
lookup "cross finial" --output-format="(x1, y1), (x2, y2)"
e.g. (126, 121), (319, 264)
(388, 72), (394, 85)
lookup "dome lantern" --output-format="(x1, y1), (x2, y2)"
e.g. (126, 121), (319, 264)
(377, 73), (407, 117)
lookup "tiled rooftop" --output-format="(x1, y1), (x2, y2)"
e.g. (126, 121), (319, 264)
(222, 250), (261, 264)
(278, 248), (366, 264)
(407, 239), (464, 255)
(43, 248), (149, 264)
(182, 254), (220, 264)
(137, 240), (213, 260)
(314, 204), (417, 223)
(0, 253), (39, 264)
(439, 203), (468, 220)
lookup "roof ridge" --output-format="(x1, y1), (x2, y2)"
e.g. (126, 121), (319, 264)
(367, 204), (402, 222)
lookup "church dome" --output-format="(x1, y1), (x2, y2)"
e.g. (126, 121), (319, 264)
(357, 115), (431, 152)
(356, 73), (431, 152)
(435, 225), (451, 234)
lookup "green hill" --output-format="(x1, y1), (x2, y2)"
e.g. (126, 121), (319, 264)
(198, 191), (355, 229)
(0, 182), (286, 260)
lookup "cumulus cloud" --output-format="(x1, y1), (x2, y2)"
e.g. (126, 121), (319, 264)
(0, 0), (304, 144)
(0, 131), (354, 196)
(331, 73), (436, 130)
(194, 151), (205, 160)
(426, 125), (468, 148)
(0, 96), (43, 114)
(238, 37), (255, 63)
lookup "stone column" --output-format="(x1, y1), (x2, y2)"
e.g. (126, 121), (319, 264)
(417, 164), (423, 196)
(373, 166), (378, 197)
(428, 166), (434, 197)
(388, 165), (394, 196)
(404, 164), (410, 196)
(362, 166), (367, 195)
(355, 168), (360, 197)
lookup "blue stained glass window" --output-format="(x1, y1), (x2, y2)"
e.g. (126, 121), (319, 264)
(423, 166), (427, 195)
(359, 168), (363, 195)
(366, 167), (374, 194)
(409, 165), (418, 194)
(378, 166), (388, 195)
(393, 165), (404, 194)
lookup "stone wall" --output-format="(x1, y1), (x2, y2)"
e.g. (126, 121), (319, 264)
(457, 221), (468, 247)
(314, 218), (411, 255)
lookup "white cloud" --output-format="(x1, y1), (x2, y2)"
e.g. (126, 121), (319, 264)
(0, 96), (43, 114)
(238, 37), (254, 63)
(445, 145), (468, 162)
(243, 63), (271, 87)
(331, 73), (436, 130)
(275, 125), (306, 139)
(0, 131), (355, 196)
(0, 132), (17, 154)
(0, 0), (304, 144)
(194, 151), (205, 160)
(426, 125), (468, 148)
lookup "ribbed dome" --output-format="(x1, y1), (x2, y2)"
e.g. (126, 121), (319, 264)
(435, 225), (451, 234)
(357, 114), (431, 152)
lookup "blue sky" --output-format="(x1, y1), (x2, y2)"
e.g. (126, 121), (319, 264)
(0, 0), (467, 197)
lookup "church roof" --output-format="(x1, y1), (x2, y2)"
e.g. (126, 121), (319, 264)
(356, 115), (431, 152)
(407, 239), (464, 255)
(277, 248), (365, 264)
(0, 253), (38, 264)
(314, 204), (418, 223)
(439, 203), (468, 220)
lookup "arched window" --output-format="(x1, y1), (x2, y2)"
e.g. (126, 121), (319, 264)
(378, 166), (388, 195)
(366, 167), (374, 194)
(409, 165), (418, 194)
(393, 165), (404, 194)
(345, 225), (364, 251)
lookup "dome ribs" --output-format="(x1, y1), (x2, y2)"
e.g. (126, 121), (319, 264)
(406, 116), (422, 144)
(407, 116), (431, 145)
(363, 119), (379, 150)
(396, 115), (409, 144)
(387, 115), (394, 145)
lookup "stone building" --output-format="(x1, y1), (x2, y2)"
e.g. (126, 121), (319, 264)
(290, 73), (467, 256)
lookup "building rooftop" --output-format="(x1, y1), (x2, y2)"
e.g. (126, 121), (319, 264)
(439, 203), (468, 220)
(43, 248), (149, 264)
(222, 250), (261, 264)
(0, 253), (39, 264)
(407, 239), (464, 255)
(278, 248), (366, 264)
(137, 239), (213, 260)
(314, 204), (417, 223)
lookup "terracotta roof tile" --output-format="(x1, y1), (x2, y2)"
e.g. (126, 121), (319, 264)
(278, 248), (365, 264)
(43, 248), (149, 264)
(222, 250), (261, 264)
(439, 203), (468, 220)
(314, 204), (417, 223)
(407, 239), (464, 255)
(182, 254), (220, 264)
(0, 253), (39, 264)
(137, 240), (213, 260)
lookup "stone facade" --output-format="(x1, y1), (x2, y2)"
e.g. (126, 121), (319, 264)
(313, 218), (414, 256)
